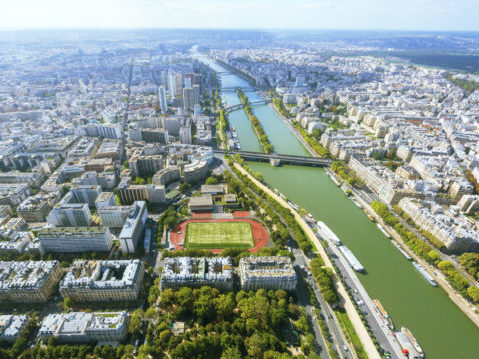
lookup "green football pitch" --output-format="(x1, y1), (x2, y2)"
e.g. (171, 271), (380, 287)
(185, 221), (254, 249)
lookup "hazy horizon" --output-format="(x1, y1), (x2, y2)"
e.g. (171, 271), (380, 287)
(0, 0), (478, 31)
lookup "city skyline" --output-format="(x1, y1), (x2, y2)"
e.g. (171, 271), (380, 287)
(0, 0), (478, 31)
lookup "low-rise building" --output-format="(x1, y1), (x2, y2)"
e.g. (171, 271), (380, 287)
(0, 260), (62, 303)
(38, 311), (128, 343)
(60, 260), (144, 302)
(161, 257), (233, 290)
(239, 256), (297, 290)
(189, 195), (213, 212)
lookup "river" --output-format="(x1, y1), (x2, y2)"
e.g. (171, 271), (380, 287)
(197, 52), (479, 359)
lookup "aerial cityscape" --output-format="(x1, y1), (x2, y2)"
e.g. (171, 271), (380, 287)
(1, 1), (479, 359)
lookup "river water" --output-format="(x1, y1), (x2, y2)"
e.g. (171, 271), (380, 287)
(198, 53), (479, 359)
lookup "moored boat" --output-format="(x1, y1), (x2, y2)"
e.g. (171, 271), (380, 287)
(412, 262), (437, 286)
(377, 223), (391, 238)
(317, 221), (341, 245)
(373, 299), (394, 330)
(391, 240), (412, 260)
(402, 327), (424, 355)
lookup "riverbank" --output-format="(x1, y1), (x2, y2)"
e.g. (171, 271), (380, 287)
(234, 163), (381, 359)
(268, 102), (317, 156)
(327, 168), (479, 330)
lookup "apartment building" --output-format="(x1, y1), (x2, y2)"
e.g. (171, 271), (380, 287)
(239, 256), (297, 291)
(60, 260), (144, 302)
(0, 260), (62, 303)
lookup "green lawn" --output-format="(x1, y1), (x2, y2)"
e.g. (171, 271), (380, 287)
(185, 221), (254, 249)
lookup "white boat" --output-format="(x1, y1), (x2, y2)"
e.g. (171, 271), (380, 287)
(412, 262), (437, 286)
(391, 240), (412, 260)
(288, 201), (299, 210)
(395, 331), (424, 358)
(339, 245), (364, 272)
(317, 221), (341, 245)
(352, 199), (363, 208)
(402, 327), (424, 356)
(377, 223), (391, 238)
(373, 299), (394, 330)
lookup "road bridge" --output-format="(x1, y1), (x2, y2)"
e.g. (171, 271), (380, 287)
(225, 99), (270, 112)
(214, 149), (331, 167)
(221, 86), (255, 92)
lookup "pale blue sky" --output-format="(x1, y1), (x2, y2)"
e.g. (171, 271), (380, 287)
(0, 0), (478, 30)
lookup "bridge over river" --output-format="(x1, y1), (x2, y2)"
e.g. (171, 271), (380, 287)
(214, 149), (331, 167)
(225, 99), (271, 112)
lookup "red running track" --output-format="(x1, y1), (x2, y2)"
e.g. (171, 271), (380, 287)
(170, 218), (269, 254)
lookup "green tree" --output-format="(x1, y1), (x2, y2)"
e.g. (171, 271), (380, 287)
(63, 296), (75, 309)
(221, 346), (242, 359)
(128, 309), (144, 337)
(179, 182), (192, 194)
(205, 177), (219, 185)
(467, 286), (479, 303)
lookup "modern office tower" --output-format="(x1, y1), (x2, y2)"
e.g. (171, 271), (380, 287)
(239, 256), (297, 290)
(117, 178), (165, 204)
(158, 85), (167, 113)
(162, 117), (182, 136)
(184, 73), (195, 87)
(184, 76), (192, 89)
(183, 160), (209, 184)
(179, 126), (192, 144)
(152, 167), (180, 186)
(81, 123), (122, 139)
(60, 259), (144, 302)
(175, 73), (183, 98)
(119, 201), (147, 253)
(168, 72), (177, 99)
(140, 129), (169, 144)
(0, 260), (62, 303)
(47, 202), (92, 227)
(192, 84), (200, 105)
(129, 155), (163, 177)
(38, 312), (129, 343)
(160, 257), (233, 290)
(70, 185), (102, 207)
(94, 192), (116, 210)
(183, 87), (194, 112)
(295, 76), (305, 87)
(38, 226), (113, 253)
(98, 205), (132, 228)
(160, 70), (167, 88)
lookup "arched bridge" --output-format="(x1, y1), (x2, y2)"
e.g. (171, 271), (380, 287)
(222, 86), (255, 92)
(214, 149), (332, 167)
(225, 99), (271, 112)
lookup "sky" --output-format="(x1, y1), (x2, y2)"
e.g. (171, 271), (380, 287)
(0, 0), (478, 31)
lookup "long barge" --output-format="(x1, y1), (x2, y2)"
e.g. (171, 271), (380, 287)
(377, 223), (391, 238)
(412, 262), (437, 286)
(339, 245), (364, 272)
(317, 221), (341, 245)
(391, 240), (412, 260)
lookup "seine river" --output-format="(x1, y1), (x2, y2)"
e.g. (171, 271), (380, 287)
(198, 53), (479, 359)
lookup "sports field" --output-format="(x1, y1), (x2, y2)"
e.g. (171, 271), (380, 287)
(185, 221), (254, 249)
